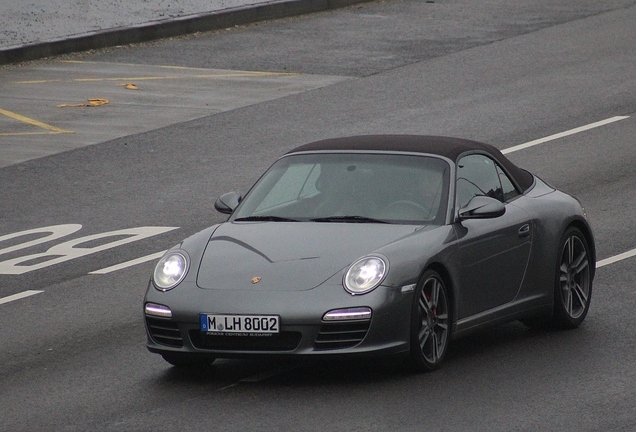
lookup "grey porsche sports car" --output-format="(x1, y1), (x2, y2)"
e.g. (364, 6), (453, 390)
(144, 135), (595, 371)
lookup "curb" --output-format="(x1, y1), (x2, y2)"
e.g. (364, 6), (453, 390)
(0, 0), (373, 65)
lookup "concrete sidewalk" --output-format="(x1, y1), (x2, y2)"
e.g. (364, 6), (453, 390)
(0, 0), (371, 65)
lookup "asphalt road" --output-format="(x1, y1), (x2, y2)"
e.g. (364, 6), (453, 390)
(1, 0), (636, 430)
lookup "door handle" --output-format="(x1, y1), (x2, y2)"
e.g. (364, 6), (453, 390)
(518, 224), (531, 239)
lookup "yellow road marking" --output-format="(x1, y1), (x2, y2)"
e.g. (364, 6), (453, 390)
(14, 71), (298, 85)
(18, 80), (60, 84)
(59, 60), (293, 74)
(0, 132), (66, 136)
(3, 62), (297, 136)
(0, 108), (73, 135)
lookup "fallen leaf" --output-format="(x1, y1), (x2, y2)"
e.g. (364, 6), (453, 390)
(58, 98), (109, 108)
(120, 83), (138, 90)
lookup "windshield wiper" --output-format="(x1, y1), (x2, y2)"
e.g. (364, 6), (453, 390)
(234, 215), (300, 222)
(310, 215), (389, 224)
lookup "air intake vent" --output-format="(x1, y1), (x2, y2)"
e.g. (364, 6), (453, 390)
(314, 321), (370, 350)
(146, 317), (183, 348)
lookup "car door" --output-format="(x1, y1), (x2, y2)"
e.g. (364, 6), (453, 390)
(452, 154), (533, 319)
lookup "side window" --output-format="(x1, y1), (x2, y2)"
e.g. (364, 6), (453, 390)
(496, 164), (519, 202)
(456, 154), (504, 209)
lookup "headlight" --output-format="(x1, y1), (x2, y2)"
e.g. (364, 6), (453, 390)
(343, 256), (387, 295)
(153, 251), (189, 291)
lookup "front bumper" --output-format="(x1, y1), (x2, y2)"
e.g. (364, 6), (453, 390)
(144, 281), (414, 359)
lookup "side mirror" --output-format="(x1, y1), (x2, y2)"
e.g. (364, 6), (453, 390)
(458, 196), (505, 220)
(214, 192), (242, 214)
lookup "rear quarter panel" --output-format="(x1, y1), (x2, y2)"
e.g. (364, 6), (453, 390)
(509, 177), (595, 307)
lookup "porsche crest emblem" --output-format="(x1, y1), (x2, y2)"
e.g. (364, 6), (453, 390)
(251, 276), (262, 284)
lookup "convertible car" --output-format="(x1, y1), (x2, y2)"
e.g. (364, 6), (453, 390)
(144, 135), (595, 371)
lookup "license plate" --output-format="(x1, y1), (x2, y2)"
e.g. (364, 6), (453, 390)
(200, 314), (280, 335)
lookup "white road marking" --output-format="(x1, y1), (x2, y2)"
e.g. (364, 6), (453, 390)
(499, 114), (634, 267)
(0, 224), (82, 256)
(11, 116), (630, 279)
(0, 226), (178, 275)
(0, 290), (43, 305)
(502, 116), (629, 154)
(597, 248), (636, 268)
(89, 250), (167, 274)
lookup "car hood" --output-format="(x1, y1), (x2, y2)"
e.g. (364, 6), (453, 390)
(196, 221), (421, 291)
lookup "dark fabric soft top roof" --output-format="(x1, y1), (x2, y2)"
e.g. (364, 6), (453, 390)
(286, 135), (534, 192)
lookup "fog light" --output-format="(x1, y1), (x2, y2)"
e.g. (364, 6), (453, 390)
(323, 307), (372, 321)
(145, 303), (172, 318)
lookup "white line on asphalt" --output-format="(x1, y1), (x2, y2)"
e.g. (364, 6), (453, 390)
(89, 250), (166, 274)
(597, 248), (636, 268)
(502, 116), (630, 154)
(500, 114), (634, 267)
(0, 290), (44, 305)
(84, 115), (633, 276)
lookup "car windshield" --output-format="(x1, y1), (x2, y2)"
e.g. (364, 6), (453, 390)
(232, 153), (450, 224)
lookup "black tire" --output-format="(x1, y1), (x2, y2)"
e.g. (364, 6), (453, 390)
(161, 352), (216, 368)
(409, 269), (451, 372)
(551, 226), (593, 329)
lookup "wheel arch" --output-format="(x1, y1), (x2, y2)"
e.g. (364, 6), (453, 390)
(548, 219), (595, 329)
(422, 262), (456, 330)
(566, 218), (596, 281)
